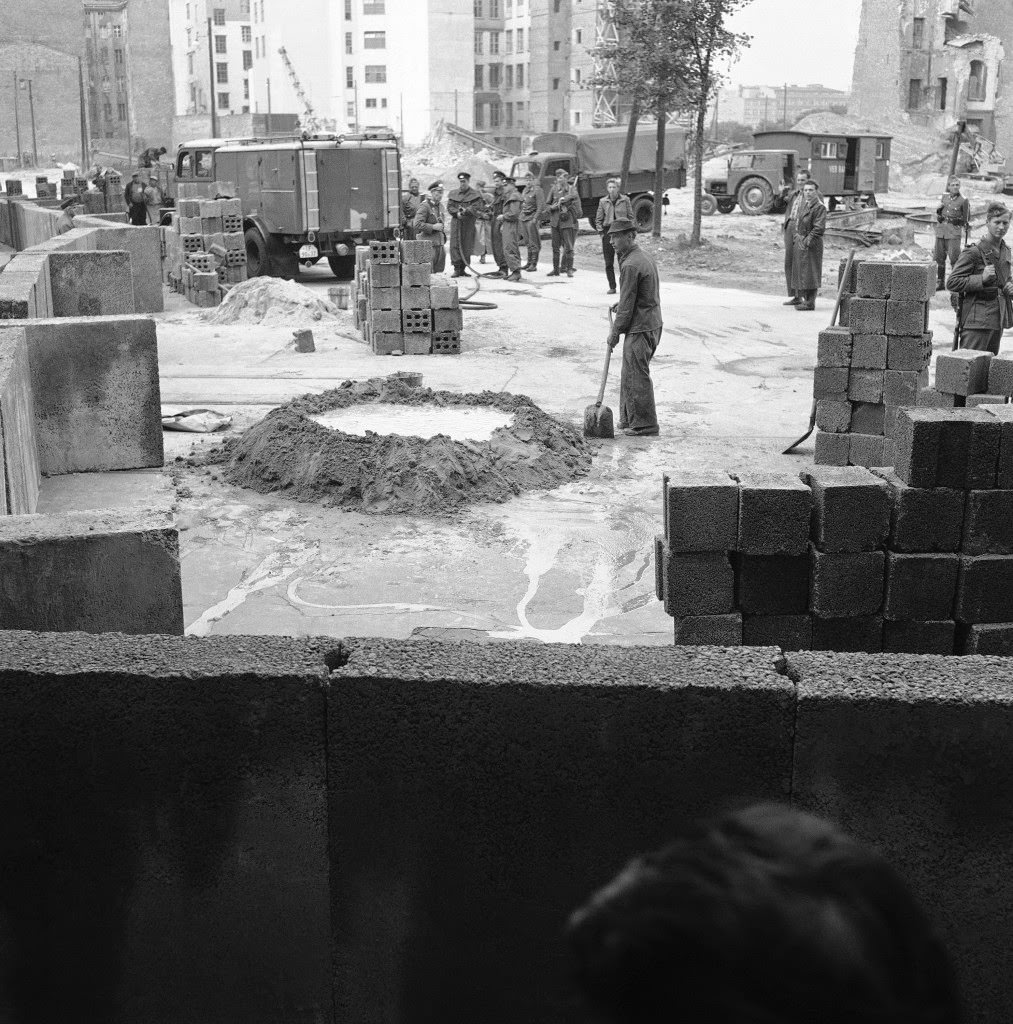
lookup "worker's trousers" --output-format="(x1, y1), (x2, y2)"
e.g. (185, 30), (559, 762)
(450, 216), (477, 274)
(501, 221), (522, 272)
(619, 329), (661, 433)
(601, 232), (618, 290)
(521, 219), (540, 267)
(783, 225), (795, 296)
(428, 235), (446, 273)
(960, 328), (1002, 355)
(934, 235), (962, 287)
(491, 217), (505, 271)
(551, 225), (576, 273)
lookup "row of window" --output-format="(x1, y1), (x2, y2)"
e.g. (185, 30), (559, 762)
(345, 65), (387, 86)
(474, 99), (527, 130)
(907, 62), (987, 111)
(475, 29), (526, 55)
(345, 0), (386, 16)
(475, 63), (526, 90)
(474, 0), (527, 14)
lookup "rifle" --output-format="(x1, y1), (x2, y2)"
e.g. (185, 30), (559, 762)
(952, 292), (963, 350)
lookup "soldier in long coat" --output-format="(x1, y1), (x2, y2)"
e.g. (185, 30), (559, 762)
(790, 180), (826, 311)
(489, 170), (507, 276)
(447, 171), (487, 277)
(413, 182), (446, 273)
(400, 178), (422, 240)
(498, 176), (523, 281)
(782, 169), (811, 304)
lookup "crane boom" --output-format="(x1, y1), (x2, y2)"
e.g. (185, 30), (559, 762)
(278, 46), (321, 130)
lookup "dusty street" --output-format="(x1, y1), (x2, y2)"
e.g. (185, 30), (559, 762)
(136, 212), (965, 645)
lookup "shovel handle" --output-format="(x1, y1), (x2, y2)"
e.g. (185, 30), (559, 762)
(830, 248), (857, 328)
(596, 343), (612, 407)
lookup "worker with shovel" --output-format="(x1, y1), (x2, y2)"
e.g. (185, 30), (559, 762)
(606, 218), (662, 437)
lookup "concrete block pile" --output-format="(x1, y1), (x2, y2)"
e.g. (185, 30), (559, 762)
(164, 196), (247, 308)
(656, 452), (1013, 654)
(918, 348), (1013, 409)
(815, 259), (935, 468)
(351, 240), (463, 356)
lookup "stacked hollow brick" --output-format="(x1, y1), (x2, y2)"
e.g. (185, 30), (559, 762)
(655, 454), (1013, 655)
(814, 259), (935, 468)
(164, 196), (247, 308)
(351, 240), (463, 356)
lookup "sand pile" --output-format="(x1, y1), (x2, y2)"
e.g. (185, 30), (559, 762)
(203, 277), (349, 326)
(206, 376), (591, 515)
(402, 119), (510, 185)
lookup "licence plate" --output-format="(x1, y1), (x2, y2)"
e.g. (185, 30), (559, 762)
(299, 245), (319, 259)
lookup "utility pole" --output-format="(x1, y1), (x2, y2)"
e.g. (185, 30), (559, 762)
(27, 79), (37, 167)
(78, 57), (89, 171)
(266, 76), (272, 135)
(455, 88), (459, 124)
(207, 18), (219, 137)
(13, 72), (22, 168)
(783, 82), (788, 128)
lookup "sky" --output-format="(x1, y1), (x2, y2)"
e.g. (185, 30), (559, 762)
(723, 0), (864, 91)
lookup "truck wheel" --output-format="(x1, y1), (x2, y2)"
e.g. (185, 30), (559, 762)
(700, 194), (717, 216)
(245, 227), (273, 277)
(737, 178), (775, 215)
(327, 254), (356, 280)
(631, 195), (655, 231)
(717, 198), (737, 215)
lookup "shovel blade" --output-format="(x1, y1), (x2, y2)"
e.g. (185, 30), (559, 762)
(583, 403), (615, 439)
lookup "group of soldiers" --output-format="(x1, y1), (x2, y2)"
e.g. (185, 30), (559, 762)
(399, 167), (583, 282)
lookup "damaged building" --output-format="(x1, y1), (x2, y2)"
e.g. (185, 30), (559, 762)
(851, 0), (1012, 157)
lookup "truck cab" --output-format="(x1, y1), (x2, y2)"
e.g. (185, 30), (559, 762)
(703, 150), (796, 216)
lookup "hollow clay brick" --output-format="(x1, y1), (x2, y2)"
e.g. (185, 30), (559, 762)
(956, 555), (1013, 624)
(893, 408), (942, 488)
(848, 370), (884, 404)
(850, 402), (885, 436)
(815, 400), (851, 434)
(814, 430), (849, 466)
(962, 490), (1013, 554)
(800, 465), (890, 552)
(673, 613), (743, 646)
(884, 299), (929, 337)
(813, 366), (849, 400)
(734, 554), (809, 615)
(736, 472), (812, 554)
(847, 298), (887, 335)
(817, 327), (852, 367)
(935, 349), (992, 397)
(855, 261), (893, 299)
(850, 334), (888, 370)
(848, 433), (892, 469)
(890, 261), (937, 302)
(987, 354), (1013, 396)
(871, 467), (964, 552)
(661, 548), (735, 616)
(882, 619), (955, 655)
(886, 333), (933, 371)
(809, 546), (885, 617)
(742, 614), (813, 651)
(663, 471), (739, 552)
(810, 614), (883, 652)
(883, 553), (959, 621)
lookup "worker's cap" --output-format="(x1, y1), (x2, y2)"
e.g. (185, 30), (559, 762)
(457, 171), (471, 181)
(428, 181), (444, 191)
(503, 175), (515, 184)
(492, 170), (506, 180)
(606, 217), (637, 236)
(554, 167), (569, 177)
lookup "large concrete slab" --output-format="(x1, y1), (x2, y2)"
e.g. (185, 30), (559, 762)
(0, 324), (40, 514)
(93, 224), (164, 313)
(47, 249), (135, 318)
(328, 638), (794, 1024)
(789, 650), (1013, 1024)
(23, 315), (163, 474)
(0, 632), (334, 1024)
(0, 506), (183, 634)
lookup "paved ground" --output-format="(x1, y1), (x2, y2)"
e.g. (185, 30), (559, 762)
(153, 248), (963, 644)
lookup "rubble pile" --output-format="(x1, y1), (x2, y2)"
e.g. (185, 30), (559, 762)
(203, 276), (347, 327)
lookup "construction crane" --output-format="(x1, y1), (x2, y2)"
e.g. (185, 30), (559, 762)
(592, 1), (620, 127)
(278, 46), (332, 134)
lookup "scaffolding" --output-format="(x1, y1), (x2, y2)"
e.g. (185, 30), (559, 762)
(592, 0), (620, 127)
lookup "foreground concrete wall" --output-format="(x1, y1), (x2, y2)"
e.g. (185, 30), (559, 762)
(0, 632), (333, 1024)
(0, 509), (184, 634)
(47, 250), (136, 318)
(2, 635), (1013, 1021)
(0, 326), (40, 515)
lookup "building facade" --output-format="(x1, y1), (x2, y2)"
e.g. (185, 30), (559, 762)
(710, 84), (850, 130)
(851, 0), (1011, 155)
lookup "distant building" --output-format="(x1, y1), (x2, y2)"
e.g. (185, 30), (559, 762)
(710, 84), (850, 130)
(850, 0), (1010, 154)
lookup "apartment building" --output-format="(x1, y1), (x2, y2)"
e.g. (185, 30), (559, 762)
(710, 83), (850, 130)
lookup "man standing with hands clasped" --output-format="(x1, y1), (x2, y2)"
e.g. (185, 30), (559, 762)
(595, 177), (634, 295)
(606, 218), (662, 437)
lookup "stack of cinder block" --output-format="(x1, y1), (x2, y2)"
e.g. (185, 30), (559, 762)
(165, 196), (247, 307)
(815, 259), (935, 468)
(34, 176), (53, 200)
(918, 348), (1013, 410)
(4, 180), (23, 198)
(102, 171), (122, 214)
(351, 240), (463, 355)
(656, 453), (1013, 654)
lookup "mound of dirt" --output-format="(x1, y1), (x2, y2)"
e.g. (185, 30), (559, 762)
(205, 376), (592, 515)
(203, 277), (350, 326)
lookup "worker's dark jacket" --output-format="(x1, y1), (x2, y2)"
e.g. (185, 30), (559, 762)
(124, 180), (146, 207)
(613, 244), (663, 335)
(500, 185), (522, 225)
(791, 196), (826, 291)
(782, 188), (805, 230)
(400, 192), (422, 232)
(447, 185), (486, 220)
(935, 193), (970, 240)
(595, 193), (634, 233)
(947, 238), (1013, 331)
(547, 181), (581, 229)
(413, 198), (444, 239)
(519, 184), (545, 224)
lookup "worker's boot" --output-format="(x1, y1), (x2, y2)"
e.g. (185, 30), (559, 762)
(547, 257), (560, 276)
(782, 294), (800, 305)
(506, 269), (521, 283)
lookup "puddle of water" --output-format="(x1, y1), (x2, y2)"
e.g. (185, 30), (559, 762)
(309, 404), (513, 441)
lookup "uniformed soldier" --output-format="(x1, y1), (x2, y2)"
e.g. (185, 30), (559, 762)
(546, 168), (581, 277)
(489, 170), (508, 277)
(498, 175), (523, 282)
(935, 176), (971, 292)
(400, 177), (422, 240)
(447, 171), (488, 278)
(519, 171), (546, 271)
(413, 181), (446, 273)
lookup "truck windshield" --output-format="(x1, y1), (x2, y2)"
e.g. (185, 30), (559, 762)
(513, 159), (540, 177)
(730, 154), (754, 170)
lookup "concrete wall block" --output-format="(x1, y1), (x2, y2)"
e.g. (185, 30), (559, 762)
(959, 623), (1013, 656)
(837, 254), (860, 294)
(810, 614), (883, 652)
(368, 287), (401, 310)
(935, 349), (992, 397)
(401, 263), (432, 287)
(962, 490), (1013, 555)
(813, 366), (849, 400)
(916, 386), (958, 409)
(816, 327), (852, 367)
(790, 651), (1013, 1022)
(850, 333), (887, 369)
(955, 555), (1013, 623)
(884, 553), (959, 621)
(0, 326), (41, 515)
(882, 619), (955, 654)
(893, 408), (942, 488)
(849, 401), (885, 436)
(884, 404), (901, 438)
(884, 299), (928, 337)
(429, 284), (461, 309)
(734, 553), (809, 615)
(890, 261), (937, 301)
(988, 354), (1013, 396)
(0, 508), (183, 633)
(367, 263), (400, 289)
(936, 410), (1000, 491)
(872, 468), (964, 553)
(815, 399), (851, 434)
(847, 298), (886, 335)
(327, 638), (795, 1024)
(662, 470), (738, 552)
(47, 250), (135, 318)
(662, 547), (735, 616)
(855, 261), (892, 299)
(23, 315), (163, 475)
(654, 535), (664, 601)
(814, 430), (849, 466)
(966, 394), (1006, 408)
(801, 465), (890, 553)
(673, 613), (743, 645)
(742, 613), (812, 651)
(401, 286), (431, 310)
(848, 432), (892, 469)
(433, 307), (464, 333)
(847, 369), (884, 404)
(809, 546), (885, 617)
(883, 368), (925, 408)
(736, 472), (812, 555)
(887, 333), (933, 372)
(984, 405), (1013, 488)
(370, 331), (405, 355)
(93, 225), (164, 314)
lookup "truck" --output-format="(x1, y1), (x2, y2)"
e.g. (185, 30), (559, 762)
(510, 125), (687, 231)
(702, 130), (891, 215)
(158, 130), (402, 279)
